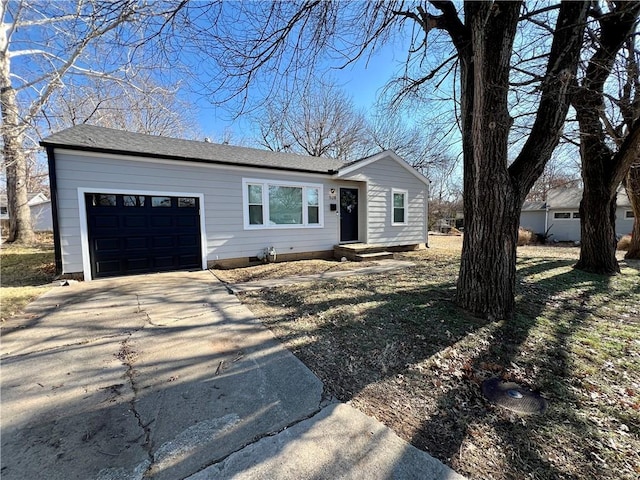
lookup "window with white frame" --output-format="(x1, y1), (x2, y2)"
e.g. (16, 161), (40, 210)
(392, 189), (408, 225)
(553, 212), (572, 219)
(243, 179), (323, 229)
(626, 210), (635, 219)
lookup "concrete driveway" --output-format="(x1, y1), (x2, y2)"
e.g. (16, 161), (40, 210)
(1, 270), (464, 480)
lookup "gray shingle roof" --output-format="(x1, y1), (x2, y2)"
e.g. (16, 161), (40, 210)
(40, 124), (347, 174)
(546, 187), (631, 209)
(521, 201), (546, 211)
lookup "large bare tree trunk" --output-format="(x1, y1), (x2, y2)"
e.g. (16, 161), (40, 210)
(576, 181), (619, 273)
(450, 1), (587, 320)
(454, 2), (521, 320)
(1, 33), (35, 244)
(625, 163), (640, 259)
(572, 2), (640, 274)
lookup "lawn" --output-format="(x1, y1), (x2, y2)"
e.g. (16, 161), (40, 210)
(235, 236), (640, 480)
(1, 233), (56, 322)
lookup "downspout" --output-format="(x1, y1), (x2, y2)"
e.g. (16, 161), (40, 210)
(44, 145), (62, 276)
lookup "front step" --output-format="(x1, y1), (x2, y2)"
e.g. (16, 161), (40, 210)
(334, 244), (394, 262)
(351, 251), (395, 262)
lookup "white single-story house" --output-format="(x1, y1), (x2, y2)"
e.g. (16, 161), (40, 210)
(520, 186), (634, 242)
(40, 125), (429, 280)
(0, 192), (53, 233)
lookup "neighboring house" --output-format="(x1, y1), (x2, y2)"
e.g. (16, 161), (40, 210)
(0, 192), (52, 233)
(40, 125), (429, 280)
(520, 187), (634, 242)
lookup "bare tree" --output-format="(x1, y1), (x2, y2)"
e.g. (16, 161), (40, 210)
(165, 0), (590, 320)
(256, 84), (367, 161)
(525, 151), (581, 203)
(571, 2), (640, 273)
(0, 0), (170, 243)
(41, 75), (198, 138)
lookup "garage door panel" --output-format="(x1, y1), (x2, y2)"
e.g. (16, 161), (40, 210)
(150, 216), (173, 228)
(153, 256), (175, 268)
(95, 238), (120, 252)
(96, 260), (121, 274)
(124, 216), (147, 228)
(94, 216), (119, 228)
(126, 258), (150, 271)
(125, 237), (148, 250)
(177, 216), (198, 227)
(178, 235), (198, 247)
(152, 236), (175, 248)
(86, 194), (201, 278)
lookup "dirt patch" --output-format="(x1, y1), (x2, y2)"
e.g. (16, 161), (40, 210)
(211, 259), (381, 284)
(237, 237), (640, 480)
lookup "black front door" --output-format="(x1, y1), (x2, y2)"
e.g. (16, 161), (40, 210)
(340, 188), (359, 242)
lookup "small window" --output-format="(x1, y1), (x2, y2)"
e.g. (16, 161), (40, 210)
(0, 206), (7, 215)
(572, 212), (580, 219)
(152, 196), (171, 207)
(178, 197), (196, 208)
(247, 184), (263, 225)
(123, 195), (145, 207)
(554, 212), (571, 219)
(626, 210), (635, 219)
(392, 189), (407, 225)
(307, 188), (319, 225)
(92, 194), (116, 207)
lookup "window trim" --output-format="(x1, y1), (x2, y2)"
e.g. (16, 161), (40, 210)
(625, 210), (635, 219)
(391, 188), (408, 226)
(242, 178), (324, 229)
(553, 211), (574, 220)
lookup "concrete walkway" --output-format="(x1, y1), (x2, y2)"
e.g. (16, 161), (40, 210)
(1, 270), (464, 480)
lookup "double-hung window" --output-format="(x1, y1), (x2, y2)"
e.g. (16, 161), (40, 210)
(243, 179), (323, 229)
(391, 189), (408, 225)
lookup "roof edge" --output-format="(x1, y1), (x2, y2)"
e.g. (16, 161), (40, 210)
(40, 143), (336, 176)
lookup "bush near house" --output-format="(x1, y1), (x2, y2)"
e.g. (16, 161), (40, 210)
(517, 227), (535, 246)
(617, 234), (632, 251)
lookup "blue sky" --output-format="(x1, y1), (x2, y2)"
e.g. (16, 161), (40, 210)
(194, 40), (409, 141)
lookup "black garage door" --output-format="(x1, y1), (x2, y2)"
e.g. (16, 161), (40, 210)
(86, 193), (202, 278)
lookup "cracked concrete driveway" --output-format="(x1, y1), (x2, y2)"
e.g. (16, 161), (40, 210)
(1, 270), (464, 480)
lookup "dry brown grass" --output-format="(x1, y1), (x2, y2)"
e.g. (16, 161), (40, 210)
(236, 235), (640, 480)
(1, 232), (56, 321)
(211, 259), (381, 284)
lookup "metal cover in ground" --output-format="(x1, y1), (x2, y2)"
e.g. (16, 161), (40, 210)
(481, 377), (548, 415)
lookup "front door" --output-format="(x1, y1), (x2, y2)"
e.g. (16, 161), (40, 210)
(339, 188), (359, 242)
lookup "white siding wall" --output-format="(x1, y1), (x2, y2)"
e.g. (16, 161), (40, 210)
(615, 208), (634, 237)
(54, 150), (341, 274)
(31, 201), (53, 231)
(339, 156), (427, 245)
(520, 210), (546, 234)
(546, 209), (580, 242)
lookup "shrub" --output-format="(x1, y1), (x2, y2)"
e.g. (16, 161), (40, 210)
(518, 227), (535, 246)
(617, 234), (632, 251)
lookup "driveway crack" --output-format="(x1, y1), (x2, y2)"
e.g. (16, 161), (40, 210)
(116, 330), (155, 470)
